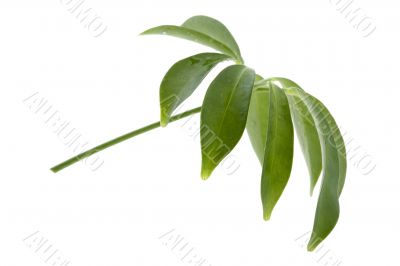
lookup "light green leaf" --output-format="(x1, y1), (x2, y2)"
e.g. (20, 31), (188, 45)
(246, 75), (272, 163)
(140, 16), (243, 63)
(200, 65), (255, 179)
(160, 53), (231, 126)
(270, 77), (322, 195)
(261, 85), (294, 220)
(247, 76), (292, 163)
(290, 88), (346, 251)
(246, 86), (270, 164)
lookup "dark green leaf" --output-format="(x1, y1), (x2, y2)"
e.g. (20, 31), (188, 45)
(140, 16), (243, 63)
(200, 65), (255, 179)
(289, 88), (346, 251)
(261, 85), (294, 220)
(160, 53), (231, 126)
(270, 77), (322, 195)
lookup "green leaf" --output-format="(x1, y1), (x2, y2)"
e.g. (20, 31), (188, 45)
(246, 86), (270, 164)
(246, 77), (290, 163)
(140, 16), (243, 63)
(246, 75), (273, 163)
(290, 88), (346, 251)
(270, 78), (322, 195)
(182, 16), (243, 63)
(200, 65), (255, 179)
(160, 53), (231, 126)
(261, 85), (294, 220)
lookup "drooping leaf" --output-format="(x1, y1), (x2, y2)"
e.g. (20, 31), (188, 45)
(200, 65), (255, 179)
(246, 86), (270, 164)
(160, 53), (231, 126)
(261, 85), (294, 220)
(247, 77), (289, 163)
(246, 76), (274, 163)
(140, 16), (243, 63)
(289, 88), (346, 251)
(270, 77), (322, 195)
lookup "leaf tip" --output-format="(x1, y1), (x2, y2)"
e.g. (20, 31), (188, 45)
(307, 242), (317, 252)
(263, 210), (272, 221)
(307, 232), (322, 252)
(139, 29), (150, 36)
(160, 112), (170, 127)
(309, 186), (314, 197)
(201, 168), (211, 180)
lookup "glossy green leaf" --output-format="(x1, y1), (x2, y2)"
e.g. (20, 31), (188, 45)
(270, 77), (322, 195)
(289, 88), (346, 251)
(200, 65), (255, 179)
(261, 85), (294, 220)
(140, 16), (243, 63)
(160, 53), (231, 126)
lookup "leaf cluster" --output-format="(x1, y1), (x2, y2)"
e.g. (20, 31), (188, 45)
(142, 16), (347, 251)
(52, 15), (348, 251)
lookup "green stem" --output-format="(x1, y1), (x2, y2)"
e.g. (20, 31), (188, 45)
(50, 106), (202, 173)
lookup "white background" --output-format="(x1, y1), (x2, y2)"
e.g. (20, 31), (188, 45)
(0, 0), (399, 265)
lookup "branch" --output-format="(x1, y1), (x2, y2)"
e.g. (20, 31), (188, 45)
(50, 106), (202, 173)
